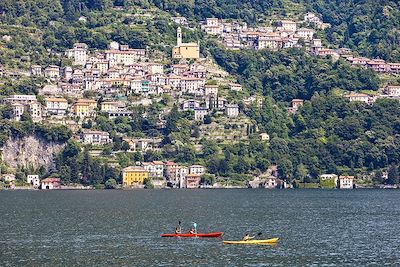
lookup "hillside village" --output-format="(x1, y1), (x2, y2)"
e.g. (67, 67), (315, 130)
(0, 7), (400, 190)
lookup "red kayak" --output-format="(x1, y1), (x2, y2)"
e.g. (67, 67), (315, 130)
(161, 232), (223, 238)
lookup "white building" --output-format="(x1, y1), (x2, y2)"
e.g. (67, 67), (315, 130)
(384, 85), (400, 96)
(182, 99), (201, 111)
(296, 28), (315, 40)
(11, 103), (25, 121)
(65, 43), (88, 66)
(189, 165), (205, 175)
(5, 94), (37, 104)
(27, 175), (40, 188)
(105, 46), (146, 65)
(179, 78), (205, 95)
(30, 65), (42, 76)
(229, 83), (242, 91)
(225, 104), (239, 118)
(80, 130), (111, 145)
(172, 17), (188, 27)
(279, 20), (297, 32)
(204, 85), (219, 96)
(194, 107), (208, 121)
(142, 161), (164, 179)
(176, 166), (188, 188)
(339, 176), (354, 189)
(44, 65), (60, 80)
(41, 178), (60, 190)
(45, 98), (68, 116)
(344, 93), (370, 104)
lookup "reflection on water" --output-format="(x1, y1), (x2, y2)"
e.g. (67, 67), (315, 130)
(0, 189), (399, 266)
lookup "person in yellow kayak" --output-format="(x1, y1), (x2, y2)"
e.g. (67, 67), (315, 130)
(242, 233), (255, 241)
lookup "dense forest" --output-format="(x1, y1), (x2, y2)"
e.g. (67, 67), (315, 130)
(207, 41), (380, 101)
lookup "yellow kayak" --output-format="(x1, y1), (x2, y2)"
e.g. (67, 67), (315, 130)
(223, 238), (279, 245)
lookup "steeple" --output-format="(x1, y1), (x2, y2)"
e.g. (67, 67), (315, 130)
(177, 27), (182, 46)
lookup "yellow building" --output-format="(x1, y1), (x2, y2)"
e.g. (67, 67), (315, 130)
(73, 99), (96, 117)
(122, 166), (149, 186)
(172, 27), (200, 59)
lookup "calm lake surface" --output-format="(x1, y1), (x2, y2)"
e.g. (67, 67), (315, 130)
(0, 189), (399, 266)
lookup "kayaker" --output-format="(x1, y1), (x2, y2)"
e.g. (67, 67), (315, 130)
(189, 228), (196, 234)
(175, 227), (181, 234)
(242, 233), (255, 241)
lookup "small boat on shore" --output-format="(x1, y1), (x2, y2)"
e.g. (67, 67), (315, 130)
(161, 232), (224, 238)
(223, 237), (279, 245)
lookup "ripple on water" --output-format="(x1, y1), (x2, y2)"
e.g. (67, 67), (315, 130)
(0, 189), (400, 266)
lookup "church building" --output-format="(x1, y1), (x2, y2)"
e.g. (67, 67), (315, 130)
(172, 27), (200, 59)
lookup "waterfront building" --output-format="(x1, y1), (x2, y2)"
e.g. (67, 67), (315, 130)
(27, 175), (40, 188)
(176, 166), (189, 188)
(41, 178), (61, 190)
(320, 174), (338, 189)
(164, 161), (179, 181)
(142, 161), (164, 179)
(185, 174), (201, 188)
(338, 176), (354, 189)
(2, 174), (16, 182)
(122, 166), (149, 186)
(189, 165), (205, 175)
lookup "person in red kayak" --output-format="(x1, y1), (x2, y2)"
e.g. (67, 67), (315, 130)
(189, 228), (196, 234)
(175, 221), (182, 234)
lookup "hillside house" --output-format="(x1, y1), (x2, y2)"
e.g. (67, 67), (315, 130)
(225, 104), (239, 118)
(80, 130), (111, 145)
(45, 98), (68, 116)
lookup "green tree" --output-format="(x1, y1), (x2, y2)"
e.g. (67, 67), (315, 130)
(386, 165), (399, 185)
(105, 178), (118, 189)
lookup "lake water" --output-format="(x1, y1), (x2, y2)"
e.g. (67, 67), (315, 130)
(0, 189), (399, 266)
